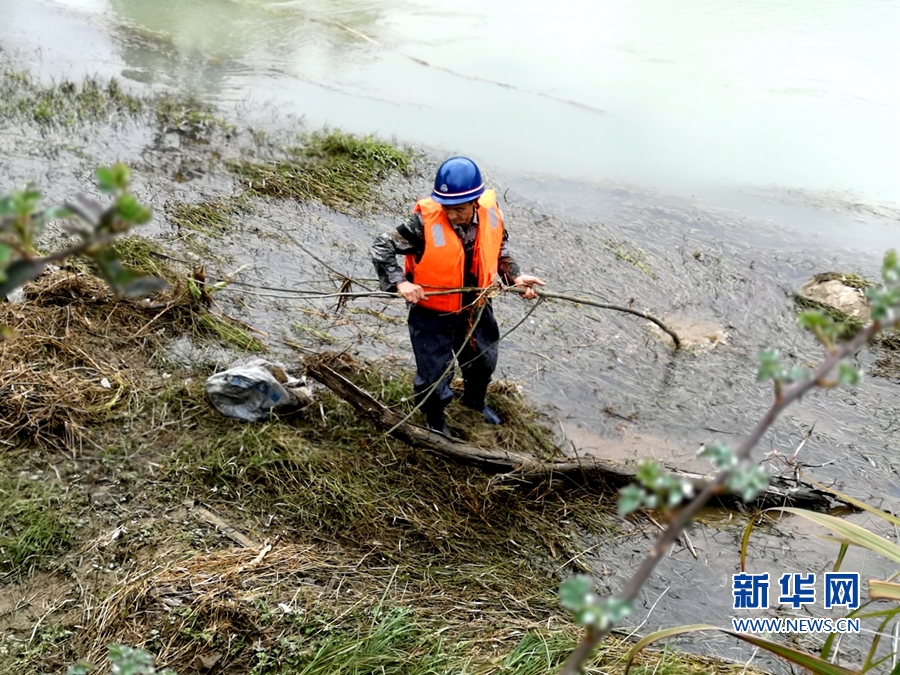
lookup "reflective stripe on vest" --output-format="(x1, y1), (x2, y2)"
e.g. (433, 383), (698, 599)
(404, 190), (505, 313)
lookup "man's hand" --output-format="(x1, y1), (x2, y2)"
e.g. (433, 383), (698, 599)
(397, 281), (426, 304)
(513, 275), (546, 300)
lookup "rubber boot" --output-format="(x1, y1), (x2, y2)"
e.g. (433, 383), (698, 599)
(418, 394), (450, 436)
(462, 380), (502, 425)
(425, 408), (450, 436)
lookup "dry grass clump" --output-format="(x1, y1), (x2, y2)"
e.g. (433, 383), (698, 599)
(72, 544), (554, 673)
(0, 266), (262, 451)
(872, 330), (900, 380)
(67, 543), (761, 675)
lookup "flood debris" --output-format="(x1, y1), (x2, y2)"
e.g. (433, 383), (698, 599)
(205, 358), (313, 422)
(306, 352), (854, 514)
(0, 265), (264, 451)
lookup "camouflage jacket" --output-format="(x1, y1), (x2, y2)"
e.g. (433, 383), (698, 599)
(371, 211), (522, 292)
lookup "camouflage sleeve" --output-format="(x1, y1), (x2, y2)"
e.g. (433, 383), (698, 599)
(498, 227), (522, 284)
(371, 213), (425, 292)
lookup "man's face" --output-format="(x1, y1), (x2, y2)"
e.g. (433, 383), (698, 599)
(442, 201), (476, 227)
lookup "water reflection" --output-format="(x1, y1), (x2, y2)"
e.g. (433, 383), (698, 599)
(108, 0), (391, 94)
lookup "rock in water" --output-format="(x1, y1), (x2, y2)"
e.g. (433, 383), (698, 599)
(798, 277), (870, 323)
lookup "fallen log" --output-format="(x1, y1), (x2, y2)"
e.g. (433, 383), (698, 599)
(306, 356), (853, 515)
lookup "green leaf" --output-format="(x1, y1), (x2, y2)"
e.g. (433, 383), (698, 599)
(769, 507), (900, 564)
(726, 463), (770, 502)
(0, 195), (14, 217)
(116, 194), (152, 224)
(624, 624), (858, 675)
(837, 362), (861, 387)
(559, 575), (593, 612)
(636, 459), (662, 489)
(111, 163), (132, 191)
(13, 186), (41, 217)
(618, 484), (647, 517)
(786, 365), (810, 383)
(107, 644), (156, 674)
(797, 309), (832, 330)
(92, 248), (124, 289)
(574, 605), (601, 627)
(33, 205), (73, 231)
(666, 483), (684, 508)
(0, 259), (44, 296)
(756, 349), (782, 382)
(883, 249), (898, 284)
(574, 596), (632, 630)
(65, 664), (92, 675)
(698, 441), (736, 471)
(96, 166), (117, 194)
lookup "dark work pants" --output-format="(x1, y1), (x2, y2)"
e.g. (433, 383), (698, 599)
(407, 302), (500, 419)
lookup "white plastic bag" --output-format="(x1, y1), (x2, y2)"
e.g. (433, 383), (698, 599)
(205, 358), (312, 422)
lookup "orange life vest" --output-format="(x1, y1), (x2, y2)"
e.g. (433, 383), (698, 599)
(404, 190), (505, 313)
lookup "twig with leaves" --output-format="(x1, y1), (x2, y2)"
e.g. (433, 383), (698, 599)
(557, 249), (899, 675)
(0, 164), (166, 318)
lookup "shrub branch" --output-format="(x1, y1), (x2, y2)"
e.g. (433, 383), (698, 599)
(558, 318), (884, 675)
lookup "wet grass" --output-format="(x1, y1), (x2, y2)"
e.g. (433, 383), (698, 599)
(110, 235), (183, 285)
(198, 313), (266, 352)
(167, 196), (247, 236)
(0, 69), (143, 127)
(0, 463), (73, 577)
(811, 271), (874, 290)
(793, 292), (865, 340)
(0, 64), (234, 142)
(229, 130), (414, 211)
(605, 238), (656, 279)
(154, 92), (235, 140)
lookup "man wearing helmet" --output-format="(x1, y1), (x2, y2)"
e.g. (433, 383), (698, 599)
(371, 156), (545, 435)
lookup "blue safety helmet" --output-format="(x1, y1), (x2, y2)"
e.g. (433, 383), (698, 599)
(431, 156), (485, 205)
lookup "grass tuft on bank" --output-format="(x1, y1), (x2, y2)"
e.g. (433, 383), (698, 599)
(155, 93), (235, 140)
(0, 69), (143, 127)
(229, 130), (414, 211)
(167, 196), (248, 236)
(0, 465), (73, 577)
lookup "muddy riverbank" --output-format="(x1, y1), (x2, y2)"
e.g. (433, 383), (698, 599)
(1, 42), (898, 673)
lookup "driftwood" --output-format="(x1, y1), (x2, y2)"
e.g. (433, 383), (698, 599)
(306, 356), (852, 514)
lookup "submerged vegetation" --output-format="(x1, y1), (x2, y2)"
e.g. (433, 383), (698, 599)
(0, 66), (233, 140)
(167, 196), (247, 236)
(604, 238), (656, 280)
